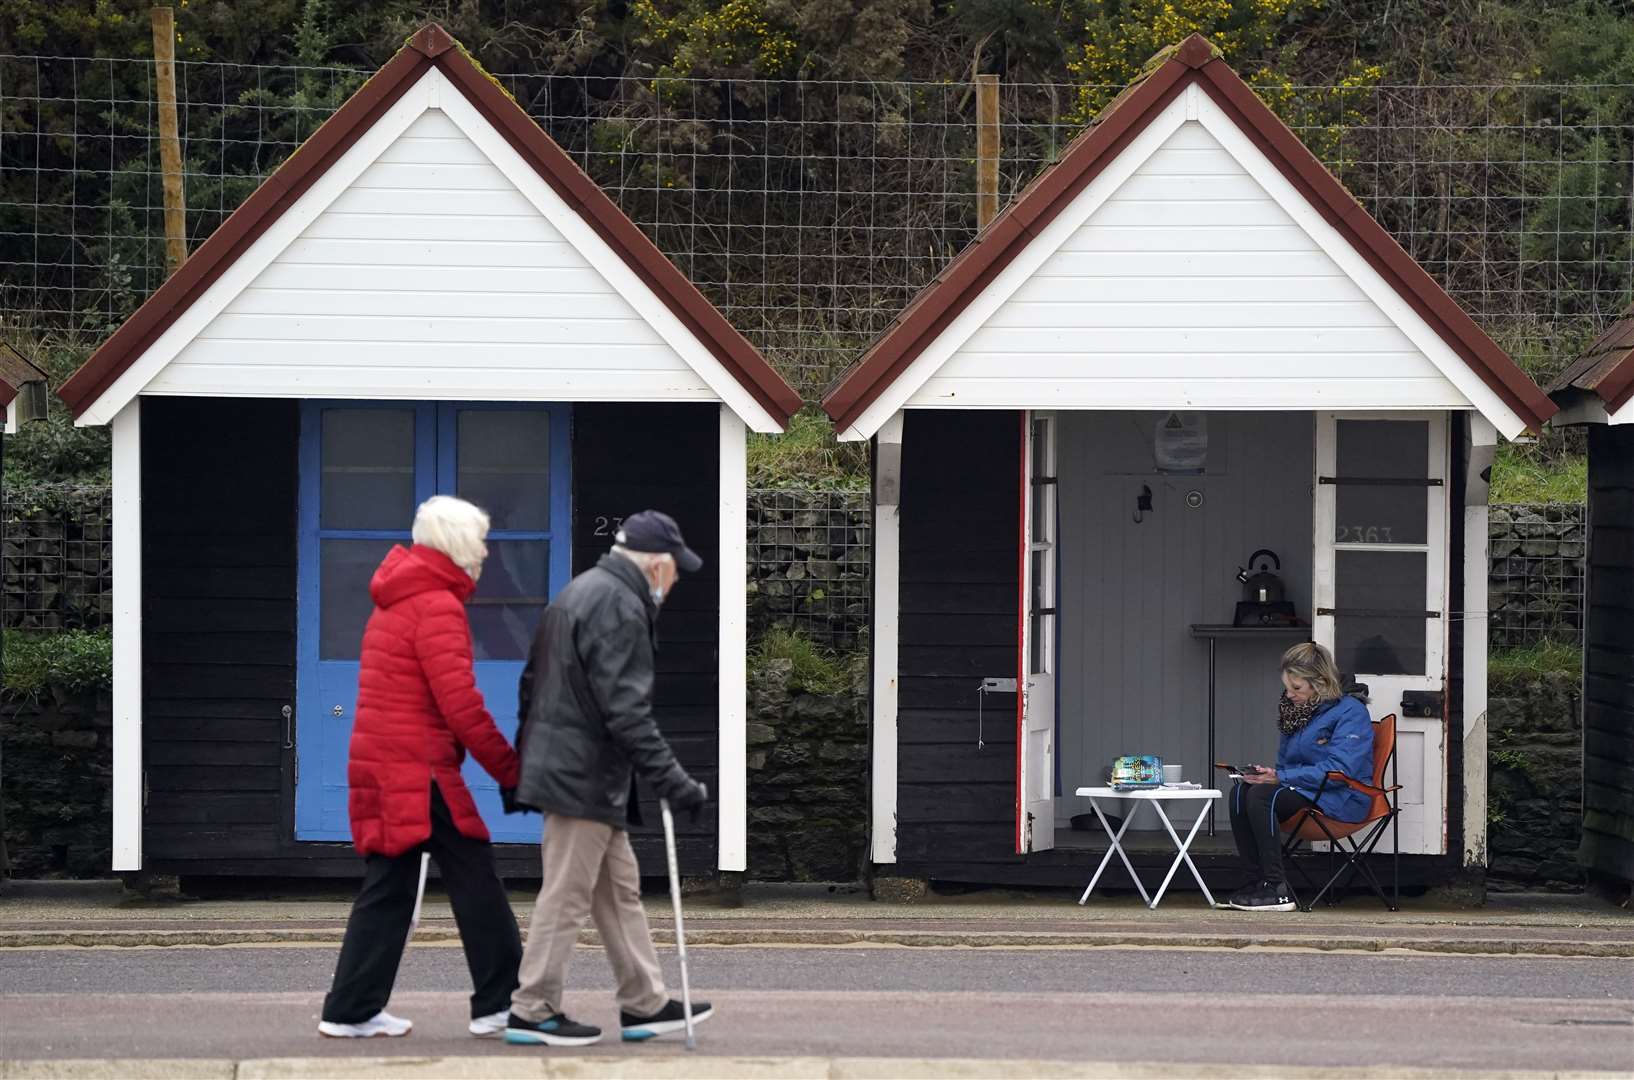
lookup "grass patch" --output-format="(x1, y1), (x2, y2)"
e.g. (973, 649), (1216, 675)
(750, 626), (854, 694)
(1, 629), (113, 699)
(1488, 442), (1586, 504)
(747, 409), (868, 491)
(1489, 639), (1581, 688)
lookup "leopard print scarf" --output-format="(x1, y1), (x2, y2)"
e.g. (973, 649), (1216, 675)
(1277, 693), (1322, 736)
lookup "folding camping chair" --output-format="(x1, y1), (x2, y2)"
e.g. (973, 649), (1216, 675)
(1278, 713), (1401, 912)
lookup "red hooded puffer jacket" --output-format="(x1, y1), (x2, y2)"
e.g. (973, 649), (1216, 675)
(347, 544), (521, 857)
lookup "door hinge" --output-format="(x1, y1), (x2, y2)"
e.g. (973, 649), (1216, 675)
(1024, 811), (1035, 852)
(142, 769), (148, 809)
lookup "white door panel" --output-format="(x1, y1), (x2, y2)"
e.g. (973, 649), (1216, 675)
(1313, 412), (1450, 855)
(1020, 412), (1058, 853)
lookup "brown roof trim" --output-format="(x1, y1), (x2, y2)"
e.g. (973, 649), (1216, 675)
(1547, 304), (1634, 416)
(60, 24), (799, 425)
(0, 380), (17, 409)
(821, 34), (1556, 434)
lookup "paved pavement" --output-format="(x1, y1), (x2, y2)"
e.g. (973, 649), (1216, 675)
(3, 881), (1631, 956)
(2, 944), (1631, 1073)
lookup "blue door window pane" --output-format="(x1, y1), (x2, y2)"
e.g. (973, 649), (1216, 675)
(470, 539), (550, 660)
(320, 539), (398, 660)
(458, 410), (551, 532)
(322, 409), (416, 530)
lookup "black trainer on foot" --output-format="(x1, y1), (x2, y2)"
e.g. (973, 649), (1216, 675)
(503, 1011), (602, 1047)
(1227, 879), (1298, 911)
(620, 999), (715, 1041)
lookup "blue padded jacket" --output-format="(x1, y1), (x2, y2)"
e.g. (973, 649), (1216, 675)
(1275, 694), (1374, 822)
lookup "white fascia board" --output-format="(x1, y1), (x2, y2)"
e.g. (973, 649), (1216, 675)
(76, 76), (435, 427)
(4, 399), (15, 435)
(1193, 93), (1529, 440)
(716, 406), (749, 871)
(1609, 396), (1633, 425)
(111, 401), (143, 870)
(434, 72), (784, 434)
(836, 93), (1194, 442)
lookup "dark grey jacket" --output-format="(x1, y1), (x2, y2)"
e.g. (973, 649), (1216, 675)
(513, 553), (697, 828)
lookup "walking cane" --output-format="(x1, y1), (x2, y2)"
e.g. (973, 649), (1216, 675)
(407, 851), (431, 937)
(658, 798), (697, 1051)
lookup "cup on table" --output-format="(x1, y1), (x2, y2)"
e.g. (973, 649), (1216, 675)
(1162, 764), (1184, 785)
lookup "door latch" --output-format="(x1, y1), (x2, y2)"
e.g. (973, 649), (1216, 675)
(332, 704), (344, 718)
(282, 704), (294, 749)
(976, 677), (1018, 750)
(1400, 690), (1442, 718)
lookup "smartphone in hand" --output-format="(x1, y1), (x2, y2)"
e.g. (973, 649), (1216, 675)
(1215, 761), (1261, 780)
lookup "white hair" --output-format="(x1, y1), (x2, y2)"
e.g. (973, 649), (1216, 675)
(412, 495), (490, 578)
(611, 545), (673, 574)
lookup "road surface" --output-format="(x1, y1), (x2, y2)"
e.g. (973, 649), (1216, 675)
(2, 943), (1631, 1072)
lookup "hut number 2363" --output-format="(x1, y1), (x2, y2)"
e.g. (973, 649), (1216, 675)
(1335, 525), (1397, 543)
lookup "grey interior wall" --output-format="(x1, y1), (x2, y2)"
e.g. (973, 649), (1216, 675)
(1056, 412), (1315, 828)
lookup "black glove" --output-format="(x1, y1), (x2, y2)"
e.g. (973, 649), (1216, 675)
(672, 779), (709, 823)
(500, 787), (535, 815)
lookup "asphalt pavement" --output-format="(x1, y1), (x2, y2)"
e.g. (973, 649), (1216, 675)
(3, 944), (1631, 1073)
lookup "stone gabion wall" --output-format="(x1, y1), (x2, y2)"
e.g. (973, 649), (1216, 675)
(1, 484), (113, 632)
(1487, 672), (1584, 892)
(747, 488), (871, 651)
(0, 688), (112, 877)
(744, 657), (869, 882)
(1488, 504), (1587, 649)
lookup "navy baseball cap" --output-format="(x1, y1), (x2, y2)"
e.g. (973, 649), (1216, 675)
(617, 510), (703, 572)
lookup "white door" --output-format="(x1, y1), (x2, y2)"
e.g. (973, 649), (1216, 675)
(1313, 412), (1450, 855)
(1020, 412), (1058, 853)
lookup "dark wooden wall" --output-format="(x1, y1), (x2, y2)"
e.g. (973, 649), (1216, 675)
(572, 402), (720, 873)
(1581, 423), (1634, 882)
(142, 397), (303, 874)
(142, 398), (720, 878)
(893, 410), (1025, 877)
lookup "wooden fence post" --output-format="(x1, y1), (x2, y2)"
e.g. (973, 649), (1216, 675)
(976, 73), (1000, 229)
(151, 7), (187, 276)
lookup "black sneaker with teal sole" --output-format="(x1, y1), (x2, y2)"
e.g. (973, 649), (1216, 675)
(503, 1012), (602, 1047)
(619, 999), (714, 1041)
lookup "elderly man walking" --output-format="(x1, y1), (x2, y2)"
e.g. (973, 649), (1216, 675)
(504, 510), (713, 1047)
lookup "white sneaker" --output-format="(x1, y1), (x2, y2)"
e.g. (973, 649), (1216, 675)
(318, 1010), (413, 1038)
(469, 1009), (509, 1037)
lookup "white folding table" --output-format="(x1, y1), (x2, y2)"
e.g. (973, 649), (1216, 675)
(1075, 786), (1223, 909)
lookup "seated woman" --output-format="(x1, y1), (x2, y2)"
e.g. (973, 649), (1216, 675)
(1226, 641), (1373, 912)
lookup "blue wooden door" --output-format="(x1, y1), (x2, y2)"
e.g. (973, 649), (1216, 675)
(295, 402), (569, 844)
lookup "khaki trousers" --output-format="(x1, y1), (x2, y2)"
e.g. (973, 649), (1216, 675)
(511, 814), (668, 1022)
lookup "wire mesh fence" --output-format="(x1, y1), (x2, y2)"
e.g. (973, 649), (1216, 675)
(0, 484), (113, 632)
(747, 488), (871, 651)
(1488, 503), (1586, 650)
(1, 54), (1630, 397)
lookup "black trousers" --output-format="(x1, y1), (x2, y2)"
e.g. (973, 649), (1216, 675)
(1228, 781), (1314, 882)
(322, 784), (522, 1024)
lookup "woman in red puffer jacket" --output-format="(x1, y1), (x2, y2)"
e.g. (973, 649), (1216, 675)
(319, 496), (523, 1041)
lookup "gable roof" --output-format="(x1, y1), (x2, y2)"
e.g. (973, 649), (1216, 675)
(0, 341), (46, 409)
(1546, 302), (1634, 418)
(59, 24), (801, 428)
(820, 34), (1556, 437)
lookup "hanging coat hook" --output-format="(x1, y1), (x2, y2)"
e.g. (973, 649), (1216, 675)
(1133, 484), (1153, 524)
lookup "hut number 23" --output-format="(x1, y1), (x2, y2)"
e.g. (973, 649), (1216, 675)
(593, 515), (626, 537)
(1336, 525), (1396, 543)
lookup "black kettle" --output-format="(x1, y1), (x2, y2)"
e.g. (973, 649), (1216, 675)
(1236, 549), (1285, 604)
